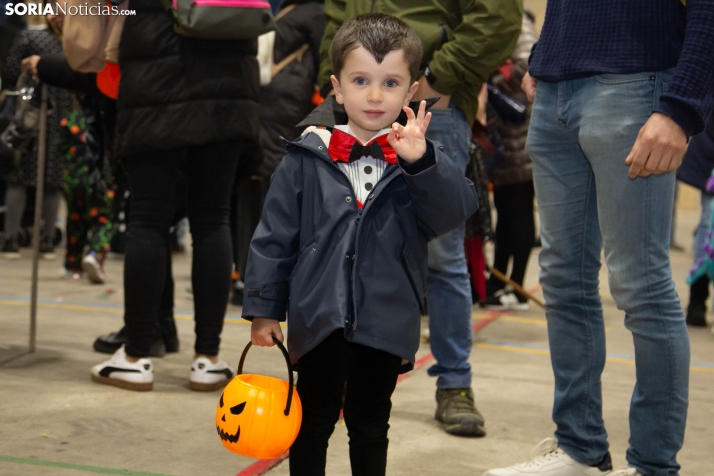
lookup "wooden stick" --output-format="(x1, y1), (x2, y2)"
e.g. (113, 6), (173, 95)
(489, 267), (547, 311)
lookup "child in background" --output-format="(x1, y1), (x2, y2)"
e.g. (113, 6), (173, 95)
(242, 14), (478, 476)
(677, 112), (714, 327)
(58, 108), (115, 283)
(481, 10), (538, 311)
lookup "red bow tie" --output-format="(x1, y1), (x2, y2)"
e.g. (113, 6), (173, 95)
(328, 128), (397, 164)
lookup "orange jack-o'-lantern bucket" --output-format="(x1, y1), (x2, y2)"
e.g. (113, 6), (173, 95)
(216, 337), (302, 459)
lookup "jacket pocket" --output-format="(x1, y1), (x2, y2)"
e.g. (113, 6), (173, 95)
(401, 242), (426, 315)
(289, 237), (317, 281)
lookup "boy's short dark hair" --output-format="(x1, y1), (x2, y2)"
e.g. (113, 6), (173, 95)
(331, 13), (423, 83)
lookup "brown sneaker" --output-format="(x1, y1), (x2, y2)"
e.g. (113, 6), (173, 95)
(435, 387), (486, 437)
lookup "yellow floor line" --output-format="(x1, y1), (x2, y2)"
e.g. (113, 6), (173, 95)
(0, 300), (123, 315)
(0, 300), (703, 368)
(472, 312), (612, 331)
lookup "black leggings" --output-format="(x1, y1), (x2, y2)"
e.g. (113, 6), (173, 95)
(123, 141), (242, 357)
(289, 331), (402, 476)
(487, 181), (535, 295)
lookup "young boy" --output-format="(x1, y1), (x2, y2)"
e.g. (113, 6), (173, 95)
(242, 13), (478, 476)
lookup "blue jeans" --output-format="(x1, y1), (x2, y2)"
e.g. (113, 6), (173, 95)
(527, 72), (690, 476)
(424, 103), (474, 389)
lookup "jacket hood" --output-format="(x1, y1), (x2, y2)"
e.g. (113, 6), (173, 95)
(296, 95), (440, 129)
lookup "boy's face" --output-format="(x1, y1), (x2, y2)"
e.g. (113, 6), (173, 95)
(331, 46), (419, 144)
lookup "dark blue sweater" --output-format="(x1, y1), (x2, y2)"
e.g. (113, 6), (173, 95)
(530, 0), (714, 137)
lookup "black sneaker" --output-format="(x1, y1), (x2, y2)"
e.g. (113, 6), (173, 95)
(686, 302), (707, 327)
(435, 387), (486, 437)
(93, 326), (169, 357)
(1, 234), (20, 259)
(686, 275), (709, 327)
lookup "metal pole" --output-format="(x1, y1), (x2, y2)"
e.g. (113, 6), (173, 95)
(29, 84), (48, 353)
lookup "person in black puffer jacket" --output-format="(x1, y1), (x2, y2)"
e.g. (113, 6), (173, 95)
(91, 0), (261, 392)
(232, 0), (325, 305)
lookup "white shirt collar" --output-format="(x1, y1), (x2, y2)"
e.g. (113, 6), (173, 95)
(334, 124), (391, 145)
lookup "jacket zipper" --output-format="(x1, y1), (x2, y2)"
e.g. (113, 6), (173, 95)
(287, 139), (402, 336)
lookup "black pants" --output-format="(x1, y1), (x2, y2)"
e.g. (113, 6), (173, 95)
(486, 181), (535, 296)
(123, 141), (242, 357)
(289, 331), (402, 476)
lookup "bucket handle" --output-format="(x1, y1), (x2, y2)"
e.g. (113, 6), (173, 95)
(237, 336), (294, 416)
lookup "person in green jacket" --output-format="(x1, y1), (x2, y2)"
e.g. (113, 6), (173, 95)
(319, 0), (523, 437)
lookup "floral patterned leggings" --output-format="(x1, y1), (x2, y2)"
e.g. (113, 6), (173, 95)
(60, 111), (115, 271)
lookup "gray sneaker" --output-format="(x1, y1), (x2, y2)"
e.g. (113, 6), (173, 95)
(435, 387), (486, 437)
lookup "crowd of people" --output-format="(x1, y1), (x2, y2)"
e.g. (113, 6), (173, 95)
(0, 0), (712, 475)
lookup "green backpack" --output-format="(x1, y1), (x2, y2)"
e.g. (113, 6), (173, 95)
(158, 0), (275, 40)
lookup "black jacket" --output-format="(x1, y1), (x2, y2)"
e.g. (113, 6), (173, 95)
(114, 0), (261, 159)
(255, 0), (325, 178)
(242, 98), (479, 368)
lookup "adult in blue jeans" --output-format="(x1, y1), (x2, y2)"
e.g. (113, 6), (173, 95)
(483, 2), (714, 476)
(318, 0), (522, 436)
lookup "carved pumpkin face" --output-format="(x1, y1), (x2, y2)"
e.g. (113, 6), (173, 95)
(216, 392), (246, 444)
(215, 374), (302, 459)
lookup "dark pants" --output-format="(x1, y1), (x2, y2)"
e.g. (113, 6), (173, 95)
(289, 330), (402, 476)
(123, 141), (242, 357)
(486, 181), (535, 296)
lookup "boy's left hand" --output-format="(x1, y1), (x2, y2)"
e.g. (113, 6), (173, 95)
(388, 100), (432, 163)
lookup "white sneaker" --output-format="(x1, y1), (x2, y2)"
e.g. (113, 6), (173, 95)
(607, 469), (643, 476)
(484, 289), (531, 311)
(189, 357), (234, 391)
(91, 346), (153, 391)
(510, 298), (531, 311)
(82, 252), (107, 284)
(482, 438), (610, 476)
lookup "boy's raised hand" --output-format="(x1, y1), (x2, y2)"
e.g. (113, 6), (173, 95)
(388, 100), (432, 163)
(251, 317), (284, 347)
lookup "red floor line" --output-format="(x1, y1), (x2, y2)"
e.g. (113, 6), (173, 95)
(236, 286), (542, 475)
(235, 452), (289, 476)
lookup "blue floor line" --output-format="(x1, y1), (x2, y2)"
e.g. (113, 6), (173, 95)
(3, 296), (713, 370)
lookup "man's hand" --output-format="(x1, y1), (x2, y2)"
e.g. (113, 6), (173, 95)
(522, 71), (537, 103)
(414, 76), (451, 109)
(388, 100), (432, 162)
(21, 55), (41, 77)
(625, 113), (688, 179)
(251, 317), (284, 346)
